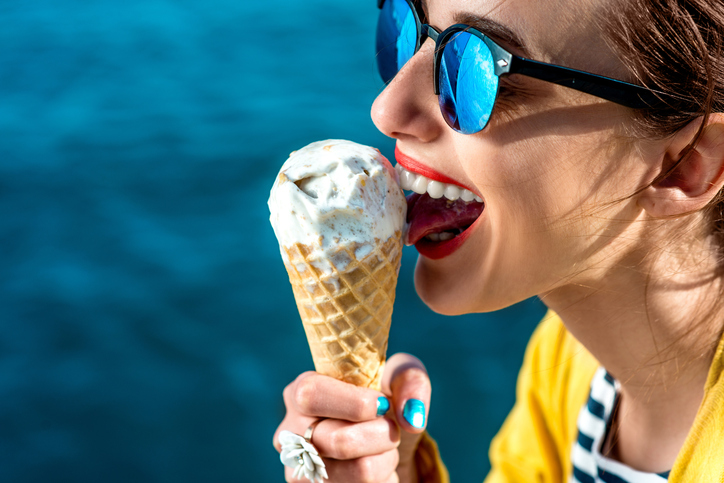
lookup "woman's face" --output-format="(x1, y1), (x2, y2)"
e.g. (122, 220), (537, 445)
(372, 0), (657, 315)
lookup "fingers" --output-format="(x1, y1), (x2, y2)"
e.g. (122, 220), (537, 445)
(325, 450), (400, 482)
(312, 417), (400, 459)
(273, 371), (393, 453)
(273, 361), (430, 483)
(285, 449), (400, 483)
(285, 372), (389, 422)
(383, 353), (431, 434)
(274, 412), (400, 458)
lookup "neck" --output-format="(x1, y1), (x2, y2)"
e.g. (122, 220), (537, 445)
(541, 227), (724, 472)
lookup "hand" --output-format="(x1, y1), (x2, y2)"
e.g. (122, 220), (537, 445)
(273, 353), (431, 483)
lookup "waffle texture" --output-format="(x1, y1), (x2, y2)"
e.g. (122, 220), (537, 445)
(282, 232), (402, 391)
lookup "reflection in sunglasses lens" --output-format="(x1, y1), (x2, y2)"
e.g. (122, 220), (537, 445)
(439, 32), (499, 134)
(376, 0), (416, 83)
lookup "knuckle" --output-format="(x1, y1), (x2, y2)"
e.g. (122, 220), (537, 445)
(353, 455), (379, 483)
(355, 393), (376, 419)
(394, 366), (431, 394)
(403, 366), (430, 385)
(272, 432), (280, 452)
(389, 448), (400, 469)
(328, 426), (355, 459)
(283, 371), (315, 407)
(282, 383), (294, 407)
(386, 472), (400, 483)
(293, 375), (319, 412)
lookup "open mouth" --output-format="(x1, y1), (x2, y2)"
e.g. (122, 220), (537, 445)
(395, 162), (485, 260)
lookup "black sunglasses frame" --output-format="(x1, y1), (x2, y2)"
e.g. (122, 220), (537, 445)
(378, 0), (670, 110)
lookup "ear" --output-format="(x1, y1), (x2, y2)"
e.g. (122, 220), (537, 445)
(638, 113), (724, 218)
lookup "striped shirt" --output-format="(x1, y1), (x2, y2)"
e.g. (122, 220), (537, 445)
(570, 367), (670, 483)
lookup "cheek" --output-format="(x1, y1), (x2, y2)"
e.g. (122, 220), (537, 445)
(486, 140), (645, 277)
(484, 142), (614, 252)
(482, 131), (630, 220)
(467, 137), (575, 232)
(412, 129), (642, 314)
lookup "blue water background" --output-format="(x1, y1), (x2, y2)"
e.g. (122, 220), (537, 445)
(0, 1), (546, 481)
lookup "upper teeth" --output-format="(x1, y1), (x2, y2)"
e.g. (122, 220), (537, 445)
(395, 164), (483, 203)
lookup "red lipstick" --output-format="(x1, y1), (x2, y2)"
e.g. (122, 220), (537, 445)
(395, 146), (472, 190)
(414, 214), (483, 259)
(395, 145), (484, 260)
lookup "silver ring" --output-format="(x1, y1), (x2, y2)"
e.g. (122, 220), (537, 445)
(304, 418), (326, 443)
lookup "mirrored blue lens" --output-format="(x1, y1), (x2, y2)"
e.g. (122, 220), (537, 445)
(376, 0), (417, 83)
(438, 31), (498, 134)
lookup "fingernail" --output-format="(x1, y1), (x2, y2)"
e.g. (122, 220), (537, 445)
(403, 399), (426, 429)
(377, 396), (390, 416)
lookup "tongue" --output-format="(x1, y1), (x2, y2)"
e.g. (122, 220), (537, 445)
(405, 193), (484, 245)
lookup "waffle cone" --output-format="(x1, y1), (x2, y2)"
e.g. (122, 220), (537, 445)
(282, 232), (402, 391)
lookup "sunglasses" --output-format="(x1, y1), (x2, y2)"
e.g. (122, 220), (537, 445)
(376, 0), (667, 134)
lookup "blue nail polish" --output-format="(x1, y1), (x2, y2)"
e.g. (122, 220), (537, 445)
(377, 396), (390, 416)
(403, 399), (426, 429)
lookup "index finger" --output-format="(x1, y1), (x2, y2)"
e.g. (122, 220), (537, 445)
(285, 372), (391, 422)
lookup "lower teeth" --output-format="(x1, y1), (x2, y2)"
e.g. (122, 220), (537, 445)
(426, 231), (456, 242)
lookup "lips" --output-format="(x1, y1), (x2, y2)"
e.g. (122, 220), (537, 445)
(396, 148), (485, 259)
(395, 146), (463, 186)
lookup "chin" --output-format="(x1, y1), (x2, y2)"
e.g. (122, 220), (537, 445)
(413, 257), (515, 316)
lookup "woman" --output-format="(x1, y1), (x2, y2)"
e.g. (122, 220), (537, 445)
(274, 0), (724, 481)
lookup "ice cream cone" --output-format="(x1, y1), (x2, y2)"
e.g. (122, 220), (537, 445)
(282, 234), (402, 390)
(268, 140), (407, 391)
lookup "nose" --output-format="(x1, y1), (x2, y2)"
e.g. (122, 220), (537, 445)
(371, 39), (445, 144)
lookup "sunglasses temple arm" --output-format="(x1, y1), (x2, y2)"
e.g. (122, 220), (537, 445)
(507, 56), (669, 109)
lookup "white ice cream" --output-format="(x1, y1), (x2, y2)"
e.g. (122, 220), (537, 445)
(268, 140), (406, 273)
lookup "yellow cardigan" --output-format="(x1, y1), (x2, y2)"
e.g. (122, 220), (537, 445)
(416, 311), (724, 482)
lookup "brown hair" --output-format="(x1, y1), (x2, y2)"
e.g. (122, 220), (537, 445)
(601, 0), (724, 250)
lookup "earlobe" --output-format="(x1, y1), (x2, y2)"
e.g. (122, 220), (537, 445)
(638, 113), (724, 218)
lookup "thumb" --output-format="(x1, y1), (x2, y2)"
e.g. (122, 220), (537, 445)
(382, 353), (431, 478)
(382, 353), (431, 434)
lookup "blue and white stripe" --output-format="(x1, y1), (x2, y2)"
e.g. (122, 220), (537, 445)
(570, 368), (670, 483)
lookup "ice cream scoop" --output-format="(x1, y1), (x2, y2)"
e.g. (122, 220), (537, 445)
(269, 139), (406, 390)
